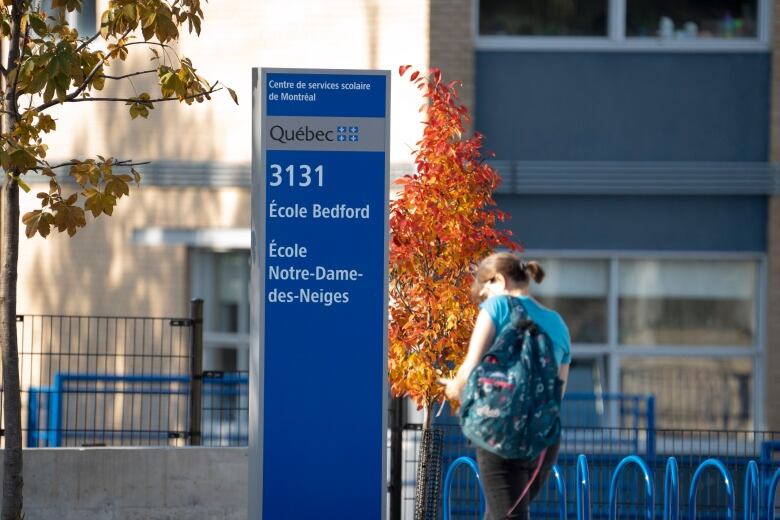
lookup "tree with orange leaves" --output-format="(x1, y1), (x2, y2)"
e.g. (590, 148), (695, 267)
(389, 66), (517, 427)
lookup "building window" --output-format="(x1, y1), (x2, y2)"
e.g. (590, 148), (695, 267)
(618, 259), (757, 346)
(527, 253), (762, 429)
(620, 357), (752, 430)
(530, 258), (609, 344)
(476, 0), (768, 50)
(627, 0), (758, 39)
(189, 249), (250, 445)
(478, 0), (608, 37)
(189, 249), (250, 372)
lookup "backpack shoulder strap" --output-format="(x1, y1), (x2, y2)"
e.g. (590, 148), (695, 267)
(484, 296), (529, 356)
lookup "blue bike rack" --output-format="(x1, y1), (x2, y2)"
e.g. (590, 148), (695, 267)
(551, 464), (567, 520)
(768, 467), (780, 520)
(664, 457), (679, 520)
(608, 455), (654, 520)
(441, 457), (567, 520)
(442, 452), (773, 520)
(688, 459), (735, 520)
(442, 456), (484, 520)
(577, 454), (592, 520)
(744, 461), (759, 520)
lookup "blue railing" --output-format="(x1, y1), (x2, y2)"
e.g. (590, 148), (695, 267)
(443, 455), (777, 520)
(443, 457), (484, 520)
(608, 455), (654, 520)
(768, 468), (780, 519)
(664, 458), (679, 520)
(578, 455), (592, 520)
(26, 372), (248, 447)
(688, 459), (734, 520)
(552, 464), (567, 520)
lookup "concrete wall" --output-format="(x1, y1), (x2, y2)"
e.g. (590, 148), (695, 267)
(1, 448), (247, 520)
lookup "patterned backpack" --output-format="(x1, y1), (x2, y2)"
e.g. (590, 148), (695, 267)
(459, 296), (563, 459)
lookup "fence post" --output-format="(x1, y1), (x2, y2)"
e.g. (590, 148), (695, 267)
(389, 396), (404, 520)
(189, 298), (204, 446)
(646, 395), (656, 460)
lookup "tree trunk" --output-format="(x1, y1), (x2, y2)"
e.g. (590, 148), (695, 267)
(413, 402), (443, 520)
(1, 2), (25, 517)
(0, 179), (22, 520)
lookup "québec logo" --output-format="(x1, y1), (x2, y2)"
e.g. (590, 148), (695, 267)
(336, 125), (360, 143)
(268, 124), (359, 144)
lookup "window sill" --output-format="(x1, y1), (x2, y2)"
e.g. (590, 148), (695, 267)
(475, 36), (770, 53)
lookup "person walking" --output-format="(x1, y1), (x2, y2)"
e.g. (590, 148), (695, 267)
(441, 252), (571, 520)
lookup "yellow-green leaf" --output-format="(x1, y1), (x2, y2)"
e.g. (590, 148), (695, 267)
(52, 203), (86, 236)
(29, 15), (47, 37)
(15, 176), (31, 193)
(227, 87), (238, 105)
(22, 210), (52, 238)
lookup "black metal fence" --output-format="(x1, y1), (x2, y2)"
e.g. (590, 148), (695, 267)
(403, 424), (780, 520)
(1, 305), (778, 520)
(0, 300), (246, 447)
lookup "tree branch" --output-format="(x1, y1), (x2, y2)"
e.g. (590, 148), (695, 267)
(36, 159), (151, 170)
(123, 41), (179, 68)
(98, 69), (157, 81)
(7, 1), (30, 117)
(62, 85), (222, 104)
(123, 41), (176, 51)
(35, 28), (133, 113)
(75, 30), (103, 54)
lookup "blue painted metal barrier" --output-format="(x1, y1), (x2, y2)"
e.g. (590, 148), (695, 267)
(688, 459), (735, 520)
(442, 457), (567, 520)
(551, 464), (567, 520)
(768, 467), (780, 520)
(608, 455), (654, 520)
(46, 373), (190, 447)
(577, 454), (592, 520)
(442, 454), (779, 520)
(744, 461), (759, 520)
(27, 372), (249, 447)
(664, 457), (679, 520)
(442, 457), (484, 520)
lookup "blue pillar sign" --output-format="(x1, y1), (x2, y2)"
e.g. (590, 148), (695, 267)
(249, 69), (389, 519)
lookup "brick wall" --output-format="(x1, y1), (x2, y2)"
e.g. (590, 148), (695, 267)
(17, 185), (250, 317)
(429, 0), (475, 117)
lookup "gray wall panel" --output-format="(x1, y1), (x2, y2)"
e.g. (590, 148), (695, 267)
(476, 52), (770, 162)
(497, 194), (767, 251)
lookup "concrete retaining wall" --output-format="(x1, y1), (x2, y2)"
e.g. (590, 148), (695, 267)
(0, 447), (248, 519)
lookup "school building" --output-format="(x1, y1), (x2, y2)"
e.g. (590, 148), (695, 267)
(11, 0), (780, 433)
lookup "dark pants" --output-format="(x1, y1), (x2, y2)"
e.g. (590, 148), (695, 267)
(476, 441), (561, 520)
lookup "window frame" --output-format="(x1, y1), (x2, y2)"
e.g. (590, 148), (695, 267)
(189, 248), (251, 371)
(525, 249), (766, 430)
(473, 0), (772, 52)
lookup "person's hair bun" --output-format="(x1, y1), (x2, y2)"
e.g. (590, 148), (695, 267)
(525, 260), (545, 284)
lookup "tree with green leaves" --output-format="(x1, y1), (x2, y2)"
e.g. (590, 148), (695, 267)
(0, 0), (235, 517)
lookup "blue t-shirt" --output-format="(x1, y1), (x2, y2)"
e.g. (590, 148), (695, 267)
(480, 295), (571, 367)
